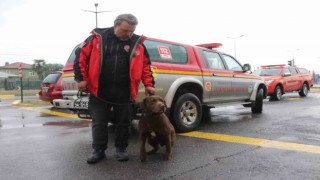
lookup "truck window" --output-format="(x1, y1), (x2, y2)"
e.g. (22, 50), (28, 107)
(143, 40), (187, 64)
(67, 44), (80, 63)
(299, 68), (310, 74)
(284, 68), (291, 75)
(221, 54), (243, 71)
(289, 68), (298, 75)
(201, 51), (225, 70)
(253, 68), (282, 76)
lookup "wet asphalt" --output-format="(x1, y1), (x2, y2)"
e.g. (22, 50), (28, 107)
(1, 89), (320, 180)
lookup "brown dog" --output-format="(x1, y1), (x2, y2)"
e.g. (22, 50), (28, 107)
(139, 95), (176, 162)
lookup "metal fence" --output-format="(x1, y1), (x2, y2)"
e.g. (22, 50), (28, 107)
(0, 78), (42, 90)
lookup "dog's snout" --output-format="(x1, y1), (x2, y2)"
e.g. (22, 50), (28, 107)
(160, 104), (166, 111)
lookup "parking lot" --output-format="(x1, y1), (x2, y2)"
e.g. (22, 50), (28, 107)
(1, 89), (320, 180)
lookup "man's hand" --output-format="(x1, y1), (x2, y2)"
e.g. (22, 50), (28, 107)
(145, 86), (155, 96)
(78, 81), (88, 92)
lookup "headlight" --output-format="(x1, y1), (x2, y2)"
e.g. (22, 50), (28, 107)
(265, 80), (273, 85)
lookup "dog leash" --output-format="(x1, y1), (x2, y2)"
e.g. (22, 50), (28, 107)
(76, 90), (155, 106)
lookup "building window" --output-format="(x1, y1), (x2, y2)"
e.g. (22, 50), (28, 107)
(29, 71), (35, 76)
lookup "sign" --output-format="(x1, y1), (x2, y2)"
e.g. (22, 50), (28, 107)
(157, 46), (172, 60)
(18, 66), (22, 77)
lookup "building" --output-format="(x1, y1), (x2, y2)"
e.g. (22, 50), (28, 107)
(0, 62), (41, 90)
(0, 62), (38, 79)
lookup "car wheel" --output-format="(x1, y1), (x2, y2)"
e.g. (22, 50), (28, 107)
(171, 93), (202, 133)
(298, 83), (308, 97)
(271, 85), (282, 101)
(252, 88), (263, 113)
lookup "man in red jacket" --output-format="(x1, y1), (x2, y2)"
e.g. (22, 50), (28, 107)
(74, 14), (155, 164)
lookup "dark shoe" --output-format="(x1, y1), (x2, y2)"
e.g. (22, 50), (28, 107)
(116, 147), (129, 162)
(86, 149), (106, 164)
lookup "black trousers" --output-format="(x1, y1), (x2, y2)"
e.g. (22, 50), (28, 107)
(88, 93), (132, 150)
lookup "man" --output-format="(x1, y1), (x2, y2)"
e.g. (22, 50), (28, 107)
(74, 14), (155, 164)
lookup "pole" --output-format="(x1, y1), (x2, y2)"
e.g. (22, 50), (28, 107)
(227, 35), (244, 59)
(234, 39), (237, 58)
(18, 64), (23, 102)
(20, 77), (23, 102)
(95, 3), (98, 28)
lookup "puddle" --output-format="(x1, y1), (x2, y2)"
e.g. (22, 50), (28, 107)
(44, 120), (91, 128)
(210, 113), (253, 122)
(0, 123), (43, 129)
(209, 107), (254, 122)
(0, 120), (91, 130)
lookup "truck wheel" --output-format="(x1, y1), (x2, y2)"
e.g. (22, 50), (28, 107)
(171, 93), (202, 133)
(252, 88), (263, 113)
(298, 83), (308, 97)
(271, 85), (282, 101)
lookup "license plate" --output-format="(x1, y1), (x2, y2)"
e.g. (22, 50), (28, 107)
(42, 87), (49, 93)
(74, 100), (89, 108)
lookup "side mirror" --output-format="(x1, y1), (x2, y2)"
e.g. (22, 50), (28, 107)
(243, 64), (251, 72)
(283, 72), (291, 77)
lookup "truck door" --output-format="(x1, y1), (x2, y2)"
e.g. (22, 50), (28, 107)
(282, 68), (299, 91)
(221, 54), (253, 101)
(288, 68), (301, 90)
(201, 50), (233, 103)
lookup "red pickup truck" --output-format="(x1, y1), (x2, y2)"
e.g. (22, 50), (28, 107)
(54, 37), (267, 132)
(253, 64), (313, 100)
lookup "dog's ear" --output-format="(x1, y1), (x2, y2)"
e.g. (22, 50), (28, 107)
(141, 97), (148, 110)
(159, 96), (167, 108)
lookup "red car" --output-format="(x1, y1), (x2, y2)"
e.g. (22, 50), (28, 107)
(38, 71), (63, 104)
(253, 64), (313, 100)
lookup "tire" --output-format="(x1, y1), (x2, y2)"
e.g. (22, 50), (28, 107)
(298, 83), (308, 97)
(271, 85), (282, 101)
(171, 93), (202, 133)
(252, 88), (263, 113)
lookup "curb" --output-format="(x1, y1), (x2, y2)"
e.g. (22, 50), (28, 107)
(0, 94), (15, 99)
(0, 94), (39, 98)
(12, 100), (21, 105)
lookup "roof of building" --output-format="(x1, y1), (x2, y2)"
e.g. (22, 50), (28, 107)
(0, 62), (32, 69)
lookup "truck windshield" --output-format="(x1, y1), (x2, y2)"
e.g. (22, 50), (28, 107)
(253, 68), (282, 76)
(42, 73), (61, 84)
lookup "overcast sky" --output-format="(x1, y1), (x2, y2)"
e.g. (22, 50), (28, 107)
(1, 0), (319, 71)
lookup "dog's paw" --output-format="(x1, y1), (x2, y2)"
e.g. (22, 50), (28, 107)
(140, 154), (147, 162)
(163, 153), (172, 161)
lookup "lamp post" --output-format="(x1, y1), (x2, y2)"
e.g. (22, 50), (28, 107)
(82, 3), (112, 28)
(227, 35), (244, 58)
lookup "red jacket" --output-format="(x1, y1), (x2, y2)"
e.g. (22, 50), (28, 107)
(75, 28), (154, 101)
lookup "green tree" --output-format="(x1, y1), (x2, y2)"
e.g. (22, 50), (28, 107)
(44, 63), (64, 76)
(33, 59), (47, 80)
(46, 63), (64, 71)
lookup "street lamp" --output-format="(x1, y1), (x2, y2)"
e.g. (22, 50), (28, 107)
(82, 3), (112, 28)
(227, 35), (244, 58)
